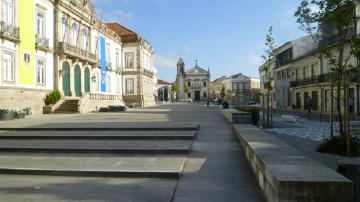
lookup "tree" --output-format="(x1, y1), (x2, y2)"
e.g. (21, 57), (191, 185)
(261, 26), (276, 128)
(170, 82), (179, 101)
(295, 0), (360, 155)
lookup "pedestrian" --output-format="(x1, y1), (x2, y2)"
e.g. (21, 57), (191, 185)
(349, 97), (354, 114)
(307, 97), (313, 120)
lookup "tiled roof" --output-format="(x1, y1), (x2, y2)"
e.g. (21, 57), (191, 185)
(106, 23), (139, 43)
(158, 79), (171, 85)
(186, 65), (208, 74)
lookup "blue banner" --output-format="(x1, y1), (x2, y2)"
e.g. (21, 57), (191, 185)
(100, 36), (107, 92)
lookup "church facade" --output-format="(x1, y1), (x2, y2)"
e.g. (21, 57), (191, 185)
(176, 58), (210, 101)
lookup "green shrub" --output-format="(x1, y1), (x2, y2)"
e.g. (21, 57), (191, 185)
(45, 90), (61, 105)
(317, 137), (360, 157)
(236, 106), (260, 125)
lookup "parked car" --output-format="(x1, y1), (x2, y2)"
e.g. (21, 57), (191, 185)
(180, 98), (193, 103)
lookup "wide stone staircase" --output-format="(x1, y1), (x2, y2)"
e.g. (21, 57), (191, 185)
(53, 99), (79, 114)
(0, 123), (198, 182)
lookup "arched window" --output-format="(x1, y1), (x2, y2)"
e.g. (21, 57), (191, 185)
(71, 21), (79, 46)
(61, 15), (68, 41)
(82, 26), (89, 51)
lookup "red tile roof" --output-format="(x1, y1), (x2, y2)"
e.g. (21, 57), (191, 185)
(106, 23), (139, 43)
(157, 79), (171, 85)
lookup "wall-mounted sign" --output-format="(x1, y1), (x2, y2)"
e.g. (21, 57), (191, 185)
(24, 52), (30, 63)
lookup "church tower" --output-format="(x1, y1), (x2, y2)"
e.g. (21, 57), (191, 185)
(176, 58), (185, 100)
(177, 58), (185, 76)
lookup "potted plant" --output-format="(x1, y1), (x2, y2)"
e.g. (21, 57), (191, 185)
(15, 111), (26, 119)
(23, 108), (32, 115)
(0, 109), (16, 121)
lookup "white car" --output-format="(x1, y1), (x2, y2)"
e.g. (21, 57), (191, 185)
(180, 98), (193, 103)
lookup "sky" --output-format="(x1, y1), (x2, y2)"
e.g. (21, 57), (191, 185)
(92, 0), (306, 82)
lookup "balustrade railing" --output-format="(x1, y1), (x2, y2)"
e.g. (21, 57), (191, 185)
(58, 42), (99, 65)
(0, 21), (19, 41)
(35, 35), (49, 50)
(290, 72), (359, 88)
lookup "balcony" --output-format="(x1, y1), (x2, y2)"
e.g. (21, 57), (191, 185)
(290, 72), (359, 88)
(144, 69), (154, 78)
(0, 21), (19, 42)
(57, 42), (99, 65)
(116, 67), (122, 74)
(35, 35), (50, 51)
(106, 62), (113, 71)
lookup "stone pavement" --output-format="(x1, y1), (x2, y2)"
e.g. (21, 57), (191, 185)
(264, 116), (339, 141)
(0, 104), (264, 202)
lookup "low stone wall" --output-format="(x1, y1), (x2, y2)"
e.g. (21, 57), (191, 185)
(79, 100), (125, 113)
(233, 124), (353, 202)
(223, 109), (252, 124)
(0, 87), (50, 115)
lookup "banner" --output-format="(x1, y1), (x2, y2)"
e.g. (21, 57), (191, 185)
(18, 0), (35, 85)
(100, 36), (107, 92)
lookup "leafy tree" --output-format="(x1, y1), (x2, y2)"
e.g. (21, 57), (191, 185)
(261, 26), (276, 128)
(295, 0), (360, 155)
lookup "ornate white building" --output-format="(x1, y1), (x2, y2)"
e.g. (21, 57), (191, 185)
(176, 58), (210, 101)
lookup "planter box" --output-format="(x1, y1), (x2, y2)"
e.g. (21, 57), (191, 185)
(0, 112), (16, 121)
(43, 105), (53, 114)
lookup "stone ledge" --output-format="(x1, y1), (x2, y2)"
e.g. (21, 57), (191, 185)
(233, 124), (353, 202)
(223, 109), (252, 124)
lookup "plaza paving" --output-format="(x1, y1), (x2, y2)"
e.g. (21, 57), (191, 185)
(0, 104), (264, 202)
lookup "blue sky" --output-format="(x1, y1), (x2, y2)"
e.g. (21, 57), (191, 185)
(93, 0), (306, 82)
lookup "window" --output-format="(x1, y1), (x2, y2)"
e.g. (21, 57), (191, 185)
(2, 0), (14, 25)
(203, 81), (207, 87)
(203, 92), (207, 98)
(36, 59), (46, 85)
(188, 93), (191, 98)
(116, 49), (120, 68)
(287, 69), (291, 78)
(245, 83), (250, 90)
(93, 36), (99, 55)
(106, 44), (111, 63)
(82, 27), (89, 51)
(2, 51), (15, 82)
(304, 67), (309, 79)
(125, 78), (134, 94)
(296, 69), (301, 80)
(188, 81), (191, 87)
(311, 64), (317, 78)
(106, 75), (111, 92)
(95, 72), (99, 91)
(116, 77), (120, 94)
(71, 21), (79, 46)
(125, 53), (134, 68)
(36, 11), (45, 37)
(61, 15), (68, 42)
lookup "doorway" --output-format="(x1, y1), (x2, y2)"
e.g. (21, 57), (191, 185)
(194, 91), (200, 101)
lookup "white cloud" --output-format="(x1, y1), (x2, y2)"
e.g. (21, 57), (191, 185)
(154, 54), (178, 70)
(238, 53), (263, 69)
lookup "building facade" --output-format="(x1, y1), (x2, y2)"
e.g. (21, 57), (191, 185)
(0, 0), (54, 114)
(176, 58), (210, 102)
(106, 23), (156, 107)
(210, 76), (227, 101)
(222, 73), (251, 106)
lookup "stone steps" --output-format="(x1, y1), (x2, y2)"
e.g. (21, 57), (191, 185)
(0, 131), (197, 140)
(0, 123), (200, 131)
(0, 153), (187, 178)
(0, 139), (193, 154)
(54, 99), (79, 113)
(0, 122), (199, 180)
